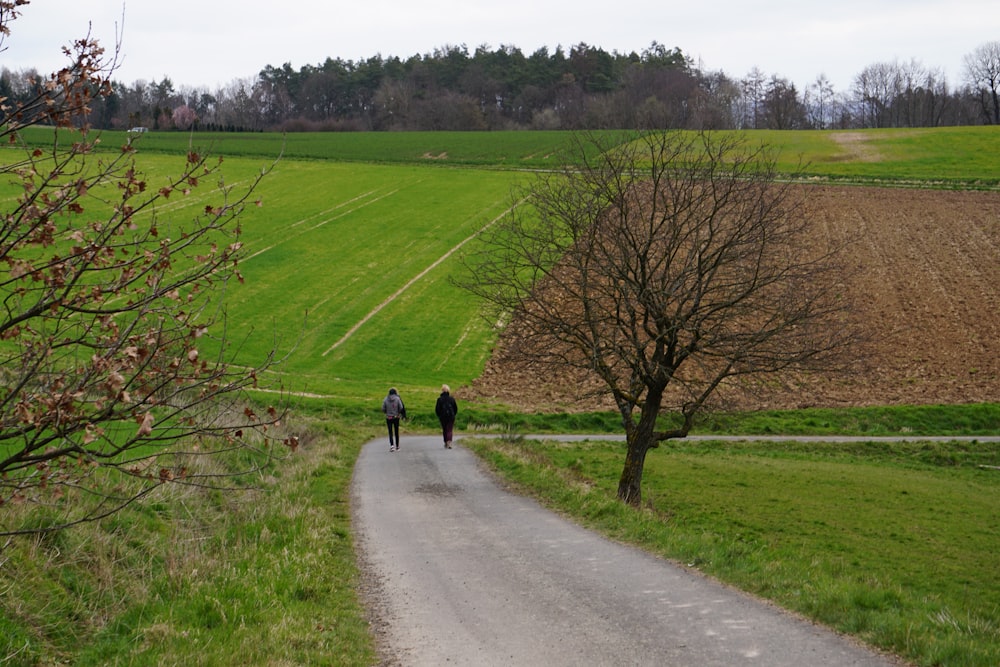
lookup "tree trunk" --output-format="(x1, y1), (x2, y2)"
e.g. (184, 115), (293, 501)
(617, 436), (652, 506)
(616, 403), (661, 506)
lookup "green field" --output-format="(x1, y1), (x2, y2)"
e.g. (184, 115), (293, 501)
(1, 134), (530, 409)
(16, 124), (1000, 182)
(224, 159), (517, 405)
(9, 125), (1000, 408)
(2, 127), (999, 666)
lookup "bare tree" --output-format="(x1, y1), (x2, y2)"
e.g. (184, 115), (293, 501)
(739, 67), (767, 129)
(853, 62), (899, 128)
(0, 5), (291, 535)
(893, 60), (950, 127)
(807, 73), (835, 129)
(462, 131), (851, 505)
(964, 40), (1000, 124)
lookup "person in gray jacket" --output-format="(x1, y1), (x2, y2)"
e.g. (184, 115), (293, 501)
(382, 387), (406, 452)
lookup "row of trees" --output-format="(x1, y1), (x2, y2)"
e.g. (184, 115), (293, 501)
(3, 40), (1000, 133)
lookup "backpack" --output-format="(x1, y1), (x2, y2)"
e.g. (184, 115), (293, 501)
(440, 397), (455, 420)
(384, 393), (403, 419)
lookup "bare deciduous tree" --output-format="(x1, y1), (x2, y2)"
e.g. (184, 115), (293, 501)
(0, 5), (290, 535)
(462, 131), (852, 506)
(964, 40), (1000, 124)
(806, 73), (835, 129)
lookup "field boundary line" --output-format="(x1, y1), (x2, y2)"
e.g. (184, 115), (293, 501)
(322, 202), (519, 356)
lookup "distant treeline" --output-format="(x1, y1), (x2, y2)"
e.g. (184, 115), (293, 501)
(4, 41), (999, 132)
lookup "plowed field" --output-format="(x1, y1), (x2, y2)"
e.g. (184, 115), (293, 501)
(469, 185), (1000, 412)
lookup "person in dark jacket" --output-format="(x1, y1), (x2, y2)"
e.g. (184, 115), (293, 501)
(434, 384), (458, 449)
(382, 387), (406, 452)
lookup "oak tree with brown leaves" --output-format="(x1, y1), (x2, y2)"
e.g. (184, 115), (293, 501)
(0, 3), (290, 535)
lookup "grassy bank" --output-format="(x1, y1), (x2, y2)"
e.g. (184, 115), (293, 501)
(1, 412), (378, 666)
(463, 429), (1000, 667)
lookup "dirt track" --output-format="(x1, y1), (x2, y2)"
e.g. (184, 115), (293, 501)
(469, 185), (1000, 412)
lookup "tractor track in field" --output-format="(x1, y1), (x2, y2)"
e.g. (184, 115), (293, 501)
(322, 203), (518, 356)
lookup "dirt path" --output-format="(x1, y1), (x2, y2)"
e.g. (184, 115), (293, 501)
(353, 435), (904, 666)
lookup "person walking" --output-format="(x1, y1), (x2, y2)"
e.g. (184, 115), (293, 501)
(382, 387), (406, 452)
(434, 384), (458, 449)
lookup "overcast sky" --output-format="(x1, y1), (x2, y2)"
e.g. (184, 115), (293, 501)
(3, 1), (998, 94)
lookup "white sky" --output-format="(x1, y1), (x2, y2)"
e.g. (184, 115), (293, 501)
(3, 0), (998, 94)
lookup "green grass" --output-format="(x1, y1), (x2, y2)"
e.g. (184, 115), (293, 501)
(720, 126), (1000, 186)
(12, 126), (593, 168)
(697, 403), (1000, 436)
(0, 148), (521, 410)
(1, 413), (377, 666)
(463, 435), (1000, 666)
(277, 385), (999, 440)
(225, 159), (519, 400)
(2, 125), (1000, 665)
(11, 125), (1000, 184)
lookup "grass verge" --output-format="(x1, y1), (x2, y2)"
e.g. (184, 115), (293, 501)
(455, 402), (1000, 438)
(0, 410), (378, 666)
(462, 434), (1000, 666)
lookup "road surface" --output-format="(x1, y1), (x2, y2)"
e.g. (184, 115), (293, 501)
(352, 434), (904, 666)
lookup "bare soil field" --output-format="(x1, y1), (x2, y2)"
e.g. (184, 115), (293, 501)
(469, 185), (1000, 412)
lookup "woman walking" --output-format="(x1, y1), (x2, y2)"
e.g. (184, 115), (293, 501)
(434, 384), (458, 449)
(382, 387), (406, 452)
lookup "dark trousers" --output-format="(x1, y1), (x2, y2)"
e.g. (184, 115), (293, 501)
(440, 418), (454, 443)
(386, 417), (400, 445)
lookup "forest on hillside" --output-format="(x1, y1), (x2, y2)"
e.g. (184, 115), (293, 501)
(4, 40), (1000, 132)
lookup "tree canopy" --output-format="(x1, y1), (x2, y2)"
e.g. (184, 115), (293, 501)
(462, 131), (854, 504)
(5, 36), (998, 133)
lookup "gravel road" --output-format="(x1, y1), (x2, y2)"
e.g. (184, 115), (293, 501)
(352, 434), (905, 666)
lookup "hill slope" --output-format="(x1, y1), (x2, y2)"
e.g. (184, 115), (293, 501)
(469, 185), (1000, 411)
